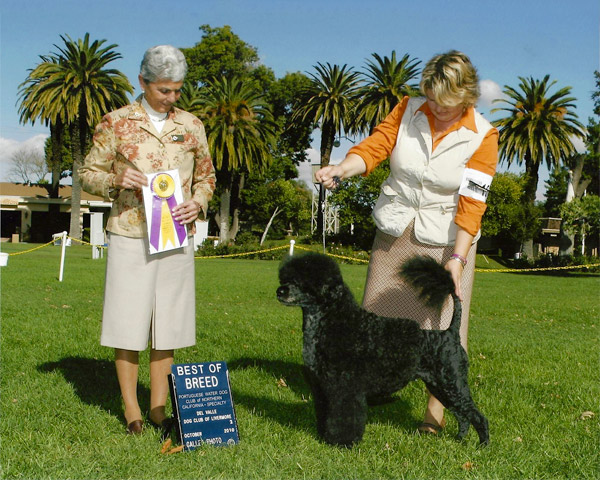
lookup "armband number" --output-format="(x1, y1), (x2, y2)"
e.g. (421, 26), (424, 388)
(458, 168), (493, 202)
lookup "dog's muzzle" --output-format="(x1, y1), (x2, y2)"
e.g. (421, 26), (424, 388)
(276, 285), (289, 300)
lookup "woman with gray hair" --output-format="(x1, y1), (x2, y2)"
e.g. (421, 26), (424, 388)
(316, 50), (498, 437)
(80, 45), (216, 435)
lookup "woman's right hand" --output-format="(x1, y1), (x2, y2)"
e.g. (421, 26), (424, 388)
(114, 168), (149, 191)
(315, 165), (344, 190)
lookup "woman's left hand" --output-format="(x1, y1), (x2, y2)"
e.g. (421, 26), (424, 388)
(172, 200), (201, 225)
(444, 259), (464, 301)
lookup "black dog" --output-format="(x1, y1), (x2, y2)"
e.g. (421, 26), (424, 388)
(276, 253), (488, 447)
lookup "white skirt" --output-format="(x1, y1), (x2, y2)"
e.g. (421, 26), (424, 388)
(100, 233), (196, 351)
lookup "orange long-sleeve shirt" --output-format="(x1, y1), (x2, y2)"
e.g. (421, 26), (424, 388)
(348, 96), (498, 236)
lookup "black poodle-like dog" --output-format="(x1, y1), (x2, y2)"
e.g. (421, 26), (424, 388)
(276, 252), (488, 447)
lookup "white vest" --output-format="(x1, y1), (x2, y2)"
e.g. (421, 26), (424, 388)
(372, 97), (493, 246)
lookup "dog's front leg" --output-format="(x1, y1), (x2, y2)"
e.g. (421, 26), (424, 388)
(303, 368), (328, 438)
(322, 390), (368, 448)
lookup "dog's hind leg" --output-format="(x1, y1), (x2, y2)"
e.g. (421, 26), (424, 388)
(466, 409), (489, 446)
(451, 404), (489, 445)
(425, 382), (489, 446)
(454, 411), (471, 440)
(447, 401), (489, 445)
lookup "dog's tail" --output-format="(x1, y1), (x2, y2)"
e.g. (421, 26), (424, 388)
(400, 255), (461, 332)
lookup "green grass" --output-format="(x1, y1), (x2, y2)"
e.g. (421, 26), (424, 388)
(1, 243), (599, 479)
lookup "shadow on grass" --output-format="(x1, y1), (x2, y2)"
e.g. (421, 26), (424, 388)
(37, 356), (149, 420)
(228, 356), (420, 440)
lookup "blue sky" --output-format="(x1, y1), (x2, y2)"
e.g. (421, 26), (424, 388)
(1, 0), (598, 196)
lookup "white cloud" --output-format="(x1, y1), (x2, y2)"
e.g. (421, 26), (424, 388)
(478, 79), (506, 110)
(571, 134), (586, 154)
(0, 134), (49, 182)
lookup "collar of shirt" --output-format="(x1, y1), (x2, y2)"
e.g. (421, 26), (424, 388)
(416, 101), (478, 134)
(141, 95), (168, 133)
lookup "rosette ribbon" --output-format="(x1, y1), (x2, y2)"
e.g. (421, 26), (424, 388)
(149, 173), (187, 250)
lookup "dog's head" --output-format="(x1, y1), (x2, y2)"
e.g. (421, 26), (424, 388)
(276, 253), (345, 307)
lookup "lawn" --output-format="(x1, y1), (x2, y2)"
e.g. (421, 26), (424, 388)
(1, 243), (598, 480)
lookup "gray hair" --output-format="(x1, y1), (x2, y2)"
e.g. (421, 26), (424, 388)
(140, 45), (188, 83)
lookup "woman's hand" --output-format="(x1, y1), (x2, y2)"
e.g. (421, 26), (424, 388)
(444, 259), (464, 301)
(114, 168), (148, 190)
(315, 165), (344, 190)
(314, 154), (366, 189)
(172, 200), (202, 225)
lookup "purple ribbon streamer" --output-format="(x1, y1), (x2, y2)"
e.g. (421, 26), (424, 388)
(150, 194), (187, 250)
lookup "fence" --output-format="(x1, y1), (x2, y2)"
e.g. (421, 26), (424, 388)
(2, 233), (598, 282)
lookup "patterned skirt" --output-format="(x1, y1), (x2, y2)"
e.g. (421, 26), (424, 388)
(362, 222), (476, 350)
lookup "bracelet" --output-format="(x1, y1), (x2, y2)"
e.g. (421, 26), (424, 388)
(450, 254), (467, 267)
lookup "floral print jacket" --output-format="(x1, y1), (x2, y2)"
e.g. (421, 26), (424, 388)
(79, 97), (216, 238)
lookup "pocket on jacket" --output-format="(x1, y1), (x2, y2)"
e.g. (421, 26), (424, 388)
(372, 185), (413, 237)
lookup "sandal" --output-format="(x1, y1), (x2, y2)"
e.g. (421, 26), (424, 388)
(418, 418), (446, 435)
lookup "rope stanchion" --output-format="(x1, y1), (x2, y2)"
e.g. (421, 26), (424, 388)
(3, 239), (55, 256)
(59, 231), (67, 282)
(475, 263), (600, 273)
(293, 244), (370, 264)
(194, 244), (289, 260)
(67, 235), (107, 249)
(2, 236), (598, 273)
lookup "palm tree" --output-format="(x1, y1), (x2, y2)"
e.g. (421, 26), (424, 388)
(177, 80), (204, 113)
(18, 34), (133, 239)
(293, 62), (361, 234)
(18, 55), (65, 199)
(492, 75), (586, 257)
(353, 51), (421, 135)
(190, 76), (276, 243)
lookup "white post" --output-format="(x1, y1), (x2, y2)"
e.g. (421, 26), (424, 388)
(90, 212), (105, 260)
(289, 239), (295, 256)
(59, 231), (67, 282)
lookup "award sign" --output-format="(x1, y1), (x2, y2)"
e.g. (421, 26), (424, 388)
(168, 361), (239, 450)
(142, 169), (188, 254)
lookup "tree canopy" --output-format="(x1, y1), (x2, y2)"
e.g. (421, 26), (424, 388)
(352, 51), (421, 135)
(181, 25), (260, 86)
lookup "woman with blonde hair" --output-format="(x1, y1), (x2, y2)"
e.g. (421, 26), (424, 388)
(316, 50), (498, 435)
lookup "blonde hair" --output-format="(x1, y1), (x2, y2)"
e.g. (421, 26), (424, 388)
(419, 50), (480, 108)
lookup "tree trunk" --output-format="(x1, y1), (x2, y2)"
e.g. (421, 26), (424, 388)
(45, 121), (65, 240)
(571, 155), (592, 199)
(260, 206), (280, 245)
(68, 120), (83, 240)
(319, 121), (335, 169)
(219, 185), (231, 244)
(229, 172), (245, 242)
(522, 155), (540, 259)
(49, 121), (63, 199)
